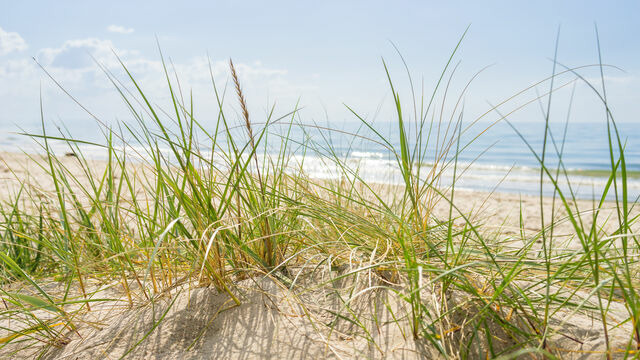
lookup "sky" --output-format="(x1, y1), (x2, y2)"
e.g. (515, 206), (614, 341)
(1, 1), (639, 139)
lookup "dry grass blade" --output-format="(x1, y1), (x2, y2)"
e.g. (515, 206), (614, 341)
(229, 58), (274, 267)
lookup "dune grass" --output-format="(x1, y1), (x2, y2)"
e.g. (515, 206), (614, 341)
(0, 32), (639, 359)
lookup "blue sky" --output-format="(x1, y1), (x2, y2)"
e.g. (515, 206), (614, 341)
(1, 1), (639, 137)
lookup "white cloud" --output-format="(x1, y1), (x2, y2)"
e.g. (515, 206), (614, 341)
(0, 36), (310, 130)
(37, 38), (125, 70)
(0, 59), (36, 78)
(25, 38), (295, 94)
(0, 27), (28, 56)
(107, 25), (134, 34)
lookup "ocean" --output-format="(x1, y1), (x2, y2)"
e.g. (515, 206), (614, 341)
(1, 119), (638, 201)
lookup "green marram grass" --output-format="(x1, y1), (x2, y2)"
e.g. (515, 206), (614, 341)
(0, 30), (638, 359)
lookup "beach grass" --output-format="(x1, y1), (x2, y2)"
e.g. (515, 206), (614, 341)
(0, 32), (638, 359)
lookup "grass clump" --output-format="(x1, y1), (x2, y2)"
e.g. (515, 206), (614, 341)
(0, 31), (638, 359)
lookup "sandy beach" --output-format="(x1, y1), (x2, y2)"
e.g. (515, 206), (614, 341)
(1, 150), (638, 359)
(1, 150), (630, 244)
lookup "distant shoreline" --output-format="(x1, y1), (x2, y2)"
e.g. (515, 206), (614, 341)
(1, 150), (629, 238)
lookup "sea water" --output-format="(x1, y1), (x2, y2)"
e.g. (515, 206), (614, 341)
(1, 119), (638, 200)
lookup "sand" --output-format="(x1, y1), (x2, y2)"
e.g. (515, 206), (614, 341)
(1, 150), (626, 238)
(0, 151), (637, 359)
(3, 271), (634, 359)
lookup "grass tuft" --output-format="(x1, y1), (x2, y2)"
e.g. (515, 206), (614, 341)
(0, 34), (638, 359)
